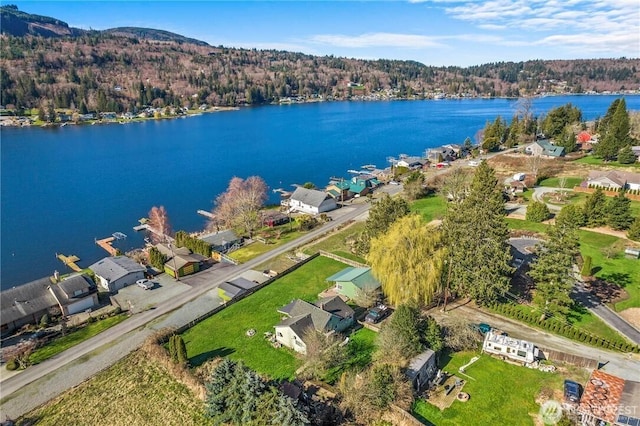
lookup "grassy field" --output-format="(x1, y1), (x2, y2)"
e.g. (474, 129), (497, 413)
(537, 177), (584, 188)
(411, 351), (587, 426)
(18, 351), (211, 426)
(29, 314), (128, 364)
(301, 221), (365, 257)
(411, 195), (448, 222)
(574, 156), (640, 169)
(181, 256), (348, 379)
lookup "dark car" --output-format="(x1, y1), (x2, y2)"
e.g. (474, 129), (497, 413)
(365, 305), (391, 324)
(564, 380), (582, 403)
(478, 323), (492, 334)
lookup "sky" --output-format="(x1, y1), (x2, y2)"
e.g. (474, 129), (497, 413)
(6, 0), (640, 67)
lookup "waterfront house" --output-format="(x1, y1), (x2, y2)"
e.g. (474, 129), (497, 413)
(1, 274), (98, 335)
(288, 187), (337, 215)
(585, 170), (640, 191)
(274, 296), (354, 354)
(89, 256), (146, 293)
(262, 210), (290, 227)
(325, 267), (381, 300)
(482, 330), (539, 364)
(164, 253), (203, 278)
(405, 349), (438, 392)
(427, 147), (456, 163)
(396, 156), (425, 169)
(326, 180), (351, 201)
(348, 175), (381, 198)
(199, 229), (242, 253)
(525, 139), (565, 157)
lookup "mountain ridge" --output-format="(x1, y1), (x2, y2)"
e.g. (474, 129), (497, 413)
(1, 5), (639, 112)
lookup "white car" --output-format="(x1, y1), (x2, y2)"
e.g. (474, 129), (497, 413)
(136, 279), (154, 290)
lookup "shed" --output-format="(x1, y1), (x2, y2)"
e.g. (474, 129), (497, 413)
(325, 267), (381, 300)
(624, 248), (640, 259)
(218, 282), (247, 302)
(164, 253), (203, 278)
(405, 349), (437, 392)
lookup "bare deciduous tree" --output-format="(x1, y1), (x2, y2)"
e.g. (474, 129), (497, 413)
(148, 205), (172, 244)
(352, 287), (381, 309)
(213, 176), (268, 237)
(438, 168), (472, 204)
(527, 154), (542, 179)
(444, 318), (483, 351)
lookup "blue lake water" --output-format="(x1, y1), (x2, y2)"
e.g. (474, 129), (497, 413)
(2, 95), (640, 288)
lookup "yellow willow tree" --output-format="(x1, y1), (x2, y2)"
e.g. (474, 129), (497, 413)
(367, 215), (446, 307)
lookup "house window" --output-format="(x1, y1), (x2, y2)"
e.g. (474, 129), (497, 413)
(295, 340), (304, 347)
(494, 346), (502, 352)
(336, 284), (342, 290)
(517, 350), (527, 358)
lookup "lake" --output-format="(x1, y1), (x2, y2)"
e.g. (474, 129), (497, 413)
(2, 95), (639, 288)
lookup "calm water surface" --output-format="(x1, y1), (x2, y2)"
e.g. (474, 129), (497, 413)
(2, 95), (639, 288)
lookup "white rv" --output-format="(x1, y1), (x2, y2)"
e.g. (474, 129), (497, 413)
(482, 330), (539, 364)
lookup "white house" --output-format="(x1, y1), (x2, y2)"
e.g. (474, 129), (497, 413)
(287, 187), (337, 215)
(482, 330), (539, 364)
(586, 170), (640, 191)
(89, 256), (146, 293)
(274, 296), (354, 354)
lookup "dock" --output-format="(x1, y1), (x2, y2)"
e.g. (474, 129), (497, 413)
(133, 223), (149, 232)
(56, 254), (82, 272)
(96, 236), (118, 256)
(197, 210), (216, 219)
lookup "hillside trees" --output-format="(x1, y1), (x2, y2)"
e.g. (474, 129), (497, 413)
(607, 189), (633, 230)
(540, 103), (582, 138)
(481, 116), (507, 151)
(441, 161), (513, 305)
(595, 98), (633, 161)
(367, 215), (446, 307)
(213, 176), (268, 237)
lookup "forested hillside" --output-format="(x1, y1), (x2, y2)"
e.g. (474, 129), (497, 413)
(1, 5), (639, 113)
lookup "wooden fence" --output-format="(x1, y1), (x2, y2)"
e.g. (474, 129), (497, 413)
(538, 347), (599, 369)
(318, 250), (368, 268)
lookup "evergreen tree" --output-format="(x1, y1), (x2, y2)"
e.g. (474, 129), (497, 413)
(175, 335), (188, 365)
(375, 304), (425, 362)
(528, 217), (579, 320)
(555, 204), (586, 228)
(627, 216), (640, 241)
(526, 200), (551, 222)
(595, 98), (631, 161)
(607, 189), (633, 230)
(555, 125), (576, 153)
(617, 145), (637, 164)
(583, 188), (607, 227)
(442, 161), (513, 305)
(541, 103), (582, 138)
(424, 316), (444, 353)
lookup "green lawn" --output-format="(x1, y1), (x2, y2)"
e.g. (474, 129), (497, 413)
(537, 177), (584, 188)
(411, 195), (448, 222)
(323, 327), (377, 384)
(230, 228), (304, 263)
(412, 351), (584, 426)
(29, 314), (128, 364)
(301, 221), (365, 257)
(181, 256), (349, 380)
(574, 155), (640, 169)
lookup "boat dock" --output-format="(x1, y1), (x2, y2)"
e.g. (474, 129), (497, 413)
(197, 210), (216, 219)
(96, 236), (118, 256)
(56, 254), (82, 272)
(133, 223), (149, 232)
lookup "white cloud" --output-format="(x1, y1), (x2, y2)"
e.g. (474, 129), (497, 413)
(310, 32), (445, 49)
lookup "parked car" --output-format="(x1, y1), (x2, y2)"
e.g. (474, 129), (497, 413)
(365, 305), (391, 324)
(136, 279), (154, 290)
(564, 380), (582, 403)
(477, 323), (492, 334)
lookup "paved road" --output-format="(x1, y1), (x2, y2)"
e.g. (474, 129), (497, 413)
(532, 186), (565, 212)
(572, 280), (640, 345)
(0, 200), (374, 419)
(428, 301), (640, 382)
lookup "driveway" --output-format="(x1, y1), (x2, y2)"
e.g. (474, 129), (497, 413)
(532, 186), (565, 212)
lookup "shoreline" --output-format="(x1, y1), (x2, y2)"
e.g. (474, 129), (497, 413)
(2, 92), (639, 130)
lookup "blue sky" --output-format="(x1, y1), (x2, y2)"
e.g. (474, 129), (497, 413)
(6, 1), (640, 66)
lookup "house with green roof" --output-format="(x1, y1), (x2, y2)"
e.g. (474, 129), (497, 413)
(325, 267), (381, 300)
(525, 139), (565, 157)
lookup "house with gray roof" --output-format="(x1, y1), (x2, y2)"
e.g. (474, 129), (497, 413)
(1, 274), (98, 335)
(198, 229), (242, 253)
(89, 256), (145, 293)
(217, 277), (260, 302)
(406, 349), (438, 392)
(585, 170), (640, 191)
(287, 187), (337, 215)
(274, 296), (354, 354)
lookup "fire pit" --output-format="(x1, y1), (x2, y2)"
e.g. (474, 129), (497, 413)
(457, 392), (470, 402)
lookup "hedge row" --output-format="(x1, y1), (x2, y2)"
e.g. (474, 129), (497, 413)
(586, 184), (640, 196)
(490, 303), (640, 353)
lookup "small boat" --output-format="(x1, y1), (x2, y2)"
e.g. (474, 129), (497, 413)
(112, 232), (127, 240)
(347, 169), (361, 174)
(361, 164), (376, 170)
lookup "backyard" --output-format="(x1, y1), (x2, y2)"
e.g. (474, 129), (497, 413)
(181, 256), (350, 379)
(412, 351), (588, 426)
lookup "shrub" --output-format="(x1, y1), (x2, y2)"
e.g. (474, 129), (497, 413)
(581, 255), (592, 277)
(5, 359), (18, 371)
(526, 201), (552, 222)
(39, 314), (49, 328)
